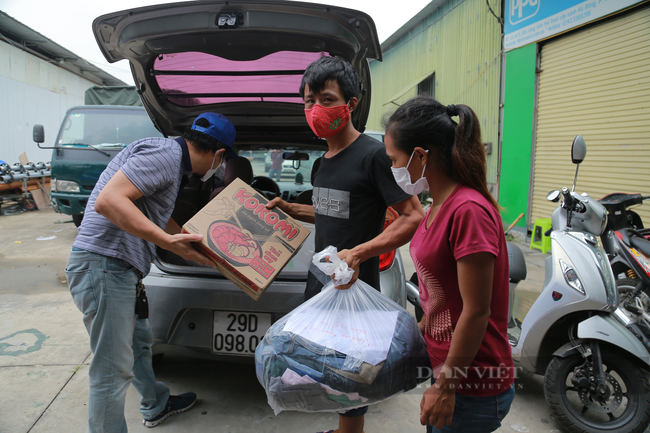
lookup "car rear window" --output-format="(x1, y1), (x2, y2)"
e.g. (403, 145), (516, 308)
(153, 51), (326, 106)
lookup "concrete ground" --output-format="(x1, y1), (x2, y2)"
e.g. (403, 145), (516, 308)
(1, 208), (564, 433)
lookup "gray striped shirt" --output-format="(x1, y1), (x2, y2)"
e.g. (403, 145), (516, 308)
(73, 137), (191, 276)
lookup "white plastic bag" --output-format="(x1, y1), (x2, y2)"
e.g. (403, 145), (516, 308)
(255, 246), (430, 414)
(311, 245), (355, 286)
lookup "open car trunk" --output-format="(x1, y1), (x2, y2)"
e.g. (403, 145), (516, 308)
(93, 0), (381, 281)
(92, 0), (382, 142)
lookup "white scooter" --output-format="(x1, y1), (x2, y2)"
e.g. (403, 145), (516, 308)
(507, 135), (650, 433)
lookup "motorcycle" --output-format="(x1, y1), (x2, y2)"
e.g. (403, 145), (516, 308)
(597, 192), (650, 326)
(599, 193), (648, 234)
(507, 135), (650, 433)
(601, 201), (650, 346)
(599, 192), (650, 279)
(611, 229), (650, 324)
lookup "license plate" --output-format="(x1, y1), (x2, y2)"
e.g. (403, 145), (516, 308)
(212, 311), (271, 356)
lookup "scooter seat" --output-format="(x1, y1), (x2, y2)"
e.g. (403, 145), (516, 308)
(507, 241), (527, 283)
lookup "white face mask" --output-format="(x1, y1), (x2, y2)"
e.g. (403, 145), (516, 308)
(201, 151), (224, 182)
(391, 150), (429, 195)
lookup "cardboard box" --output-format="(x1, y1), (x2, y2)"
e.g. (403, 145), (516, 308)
(182, 178), (310, 300)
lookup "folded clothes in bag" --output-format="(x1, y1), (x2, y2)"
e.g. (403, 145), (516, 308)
(255, 246), (430, 414)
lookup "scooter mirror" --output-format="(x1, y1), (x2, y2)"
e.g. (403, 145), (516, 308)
(547, 190), (561, 202)
(571, 135), (586, 164)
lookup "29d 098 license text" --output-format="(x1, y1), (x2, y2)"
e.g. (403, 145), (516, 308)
(213, 311), (271, 355)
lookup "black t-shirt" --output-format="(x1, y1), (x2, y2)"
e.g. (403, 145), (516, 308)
(306, 134), (412, 298)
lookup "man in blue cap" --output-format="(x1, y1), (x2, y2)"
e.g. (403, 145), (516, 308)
(65, 112), (237, 432)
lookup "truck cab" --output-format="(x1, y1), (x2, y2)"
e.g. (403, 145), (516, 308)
(36, 104), (163, 226)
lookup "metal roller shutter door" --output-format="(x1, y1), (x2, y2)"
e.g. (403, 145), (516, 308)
(530, 5), (650, 227)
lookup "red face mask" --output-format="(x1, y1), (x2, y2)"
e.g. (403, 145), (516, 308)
(304, 103), (351, 138)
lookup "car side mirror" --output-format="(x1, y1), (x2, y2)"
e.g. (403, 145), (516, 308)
(33, 124), (45, 143)
(571, 135), (586, 164)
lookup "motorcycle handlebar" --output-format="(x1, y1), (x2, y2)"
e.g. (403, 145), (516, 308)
(562, 187), (575, 208)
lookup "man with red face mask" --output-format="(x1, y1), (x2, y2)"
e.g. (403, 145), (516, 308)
(266, 56), (424, 433)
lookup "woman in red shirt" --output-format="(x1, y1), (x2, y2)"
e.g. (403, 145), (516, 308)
(383, 95), (514, 433)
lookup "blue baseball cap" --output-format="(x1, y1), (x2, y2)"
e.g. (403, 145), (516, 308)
(191, 112), (238, 159)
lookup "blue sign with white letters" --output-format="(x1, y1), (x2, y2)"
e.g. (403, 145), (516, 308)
(504, 0), (644, 50)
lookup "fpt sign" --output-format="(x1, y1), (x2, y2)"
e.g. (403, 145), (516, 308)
(504, 0), (644, 51)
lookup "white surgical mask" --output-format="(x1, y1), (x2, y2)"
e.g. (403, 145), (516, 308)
(201, 151), (224, 182)
(391, 150), (429, 195)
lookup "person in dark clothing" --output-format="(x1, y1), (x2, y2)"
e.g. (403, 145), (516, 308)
(266, 56), (423, 433)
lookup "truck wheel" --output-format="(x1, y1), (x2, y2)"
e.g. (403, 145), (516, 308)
(72, 214), (83, 227)
(544, 351), (650, 432)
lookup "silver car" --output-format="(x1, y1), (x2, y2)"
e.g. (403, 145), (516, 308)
(93, 1), (418, 362)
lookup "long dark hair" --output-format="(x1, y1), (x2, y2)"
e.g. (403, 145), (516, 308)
(383, 95), (499, 210)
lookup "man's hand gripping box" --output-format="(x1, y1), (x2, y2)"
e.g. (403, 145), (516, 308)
(182, 178), (310, 300)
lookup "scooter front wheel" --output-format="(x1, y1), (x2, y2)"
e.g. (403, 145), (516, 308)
(544, 351), (650, 432)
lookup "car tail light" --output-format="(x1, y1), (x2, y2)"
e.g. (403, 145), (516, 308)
(379, 207), (398, 271)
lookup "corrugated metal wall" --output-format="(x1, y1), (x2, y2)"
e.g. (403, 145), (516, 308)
(368, 0), (502, 184)
(0, 41), (95, 164)
(531, 4), (650, 225)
